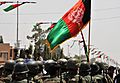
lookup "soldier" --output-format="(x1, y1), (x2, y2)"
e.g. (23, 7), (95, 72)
(79, 61), (91, 83)
(102, 63), (113, 83)
(35, 61), (44, 83)
(43, 59), (66, 83)
(90, 62), (104, 83)
(1, 60), (16, 83)
(64, 58), (79, 83)
(95, 61), (109, 83)
(27, 60), (43, 83)
(57, 58), (67, 83)
(11, 62), (29, 83)
(113, 68), (120, 83)
(108, 66), (116, 79)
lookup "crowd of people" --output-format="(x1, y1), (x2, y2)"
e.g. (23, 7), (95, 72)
(0, 57), (120, 83)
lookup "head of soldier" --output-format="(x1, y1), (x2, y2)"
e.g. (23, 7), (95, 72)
(27, 60), (39, 77)
(12, 62), (29, 81)
(44, 59), (60, 77)
(79, 61), (91, 77)
(57, 58), (67, 73)
(2, 60), (16, 76)
(90, 62), (100, 76)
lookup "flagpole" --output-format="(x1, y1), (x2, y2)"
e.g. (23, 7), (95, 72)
(15, 1), (36, 48)
(87, 0), (91, 62)
(16, 1), (19, 48)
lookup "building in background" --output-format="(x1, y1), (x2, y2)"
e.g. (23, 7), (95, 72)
(0, 43), (14, 63)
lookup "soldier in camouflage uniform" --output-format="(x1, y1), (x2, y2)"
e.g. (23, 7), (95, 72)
(11, 62), (29, 83)
(27, 60), (43, 83)
(114, 68), (120, 83)
(43, 59), (66, 83)
(108, 66), (115, 80)
(95, 61), (111, 83)
(0, 60), (16, 83)
(90, 62), (105, 83)
(64, 58), (79, 83)
(57, 58), (67, 83)
(79, 61), (91, 83)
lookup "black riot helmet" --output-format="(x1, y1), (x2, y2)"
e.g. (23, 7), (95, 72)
(27, 61), (39, 77)
(95, 61), (105, 74)
(57, 58), (67, 73)
(13, 62), (29, 74)
(12, 62), (29, 81)
(79, 62), (91, 76)
(90, 62), (100, 76)
(4, 60), (16, 71)
(3, 60), (16, 76)
(67, 58), (79, 70)
(44, 59), (60, 77)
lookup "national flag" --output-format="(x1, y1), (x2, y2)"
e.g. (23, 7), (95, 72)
(4, 2), (25, 12)
(90, 48), (96, 52)
(47, 0), (91, 50)
(96, 51), (101, 55)
(0, 2), (6, 6)
(97, 55), (102, 58)
(91, 51), (97, 55)
(49, 23), (57, 29)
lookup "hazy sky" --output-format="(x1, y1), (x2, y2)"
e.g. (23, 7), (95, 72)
(0, 0), (120, 65)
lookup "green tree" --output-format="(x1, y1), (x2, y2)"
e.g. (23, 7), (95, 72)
(27, 23), (65, 60)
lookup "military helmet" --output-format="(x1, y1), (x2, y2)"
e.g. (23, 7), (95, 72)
(95, 61), (105, 70)
(57, 58), (67, 64)
(79, 62), (91, 72)
(3, 60), (16, 76)
(79, 62), (91, 76)
(4, 60), (16, 71)
(27, 61), (39, 76)
(44, 59), (60, 76)
(57, 58), (67, 72)
(13, 62), (29, 74)
(67, 58), (79, 70)
(108, 66), (115, 71)
(44, 59), (57, 71)
(90, 62), (100, 75)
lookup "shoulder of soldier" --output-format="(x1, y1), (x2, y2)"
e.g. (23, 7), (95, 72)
(95, 74), (104, 79)
(13, 79), (28, 83)
(1, 76), (12, 83)
(79, 75), (91, 83)
(43, 77), (60, 83)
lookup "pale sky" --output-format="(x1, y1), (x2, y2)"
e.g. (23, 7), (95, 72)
(0, 0), (120, 65)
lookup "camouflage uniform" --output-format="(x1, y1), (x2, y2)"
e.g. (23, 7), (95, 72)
(1, 60), (16, 83)
(11, 62), (29, 83)
(64, 58), (79, 83)
(11, 79), (28, 83)
(43, 59), (66, 83)
(44, 77), (66, 83)
(27, 61), (43, 83)
(79, 61), (91, 83)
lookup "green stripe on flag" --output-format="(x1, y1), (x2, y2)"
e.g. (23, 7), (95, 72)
(47, 19), (71, 50)
(4, 5), (15, 12)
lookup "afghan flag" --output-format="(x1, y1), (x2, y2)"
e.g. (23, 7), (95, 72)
(47, 0), (91, 50)
(0, 2), (6, 6)
(4, 2), (25, 12)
